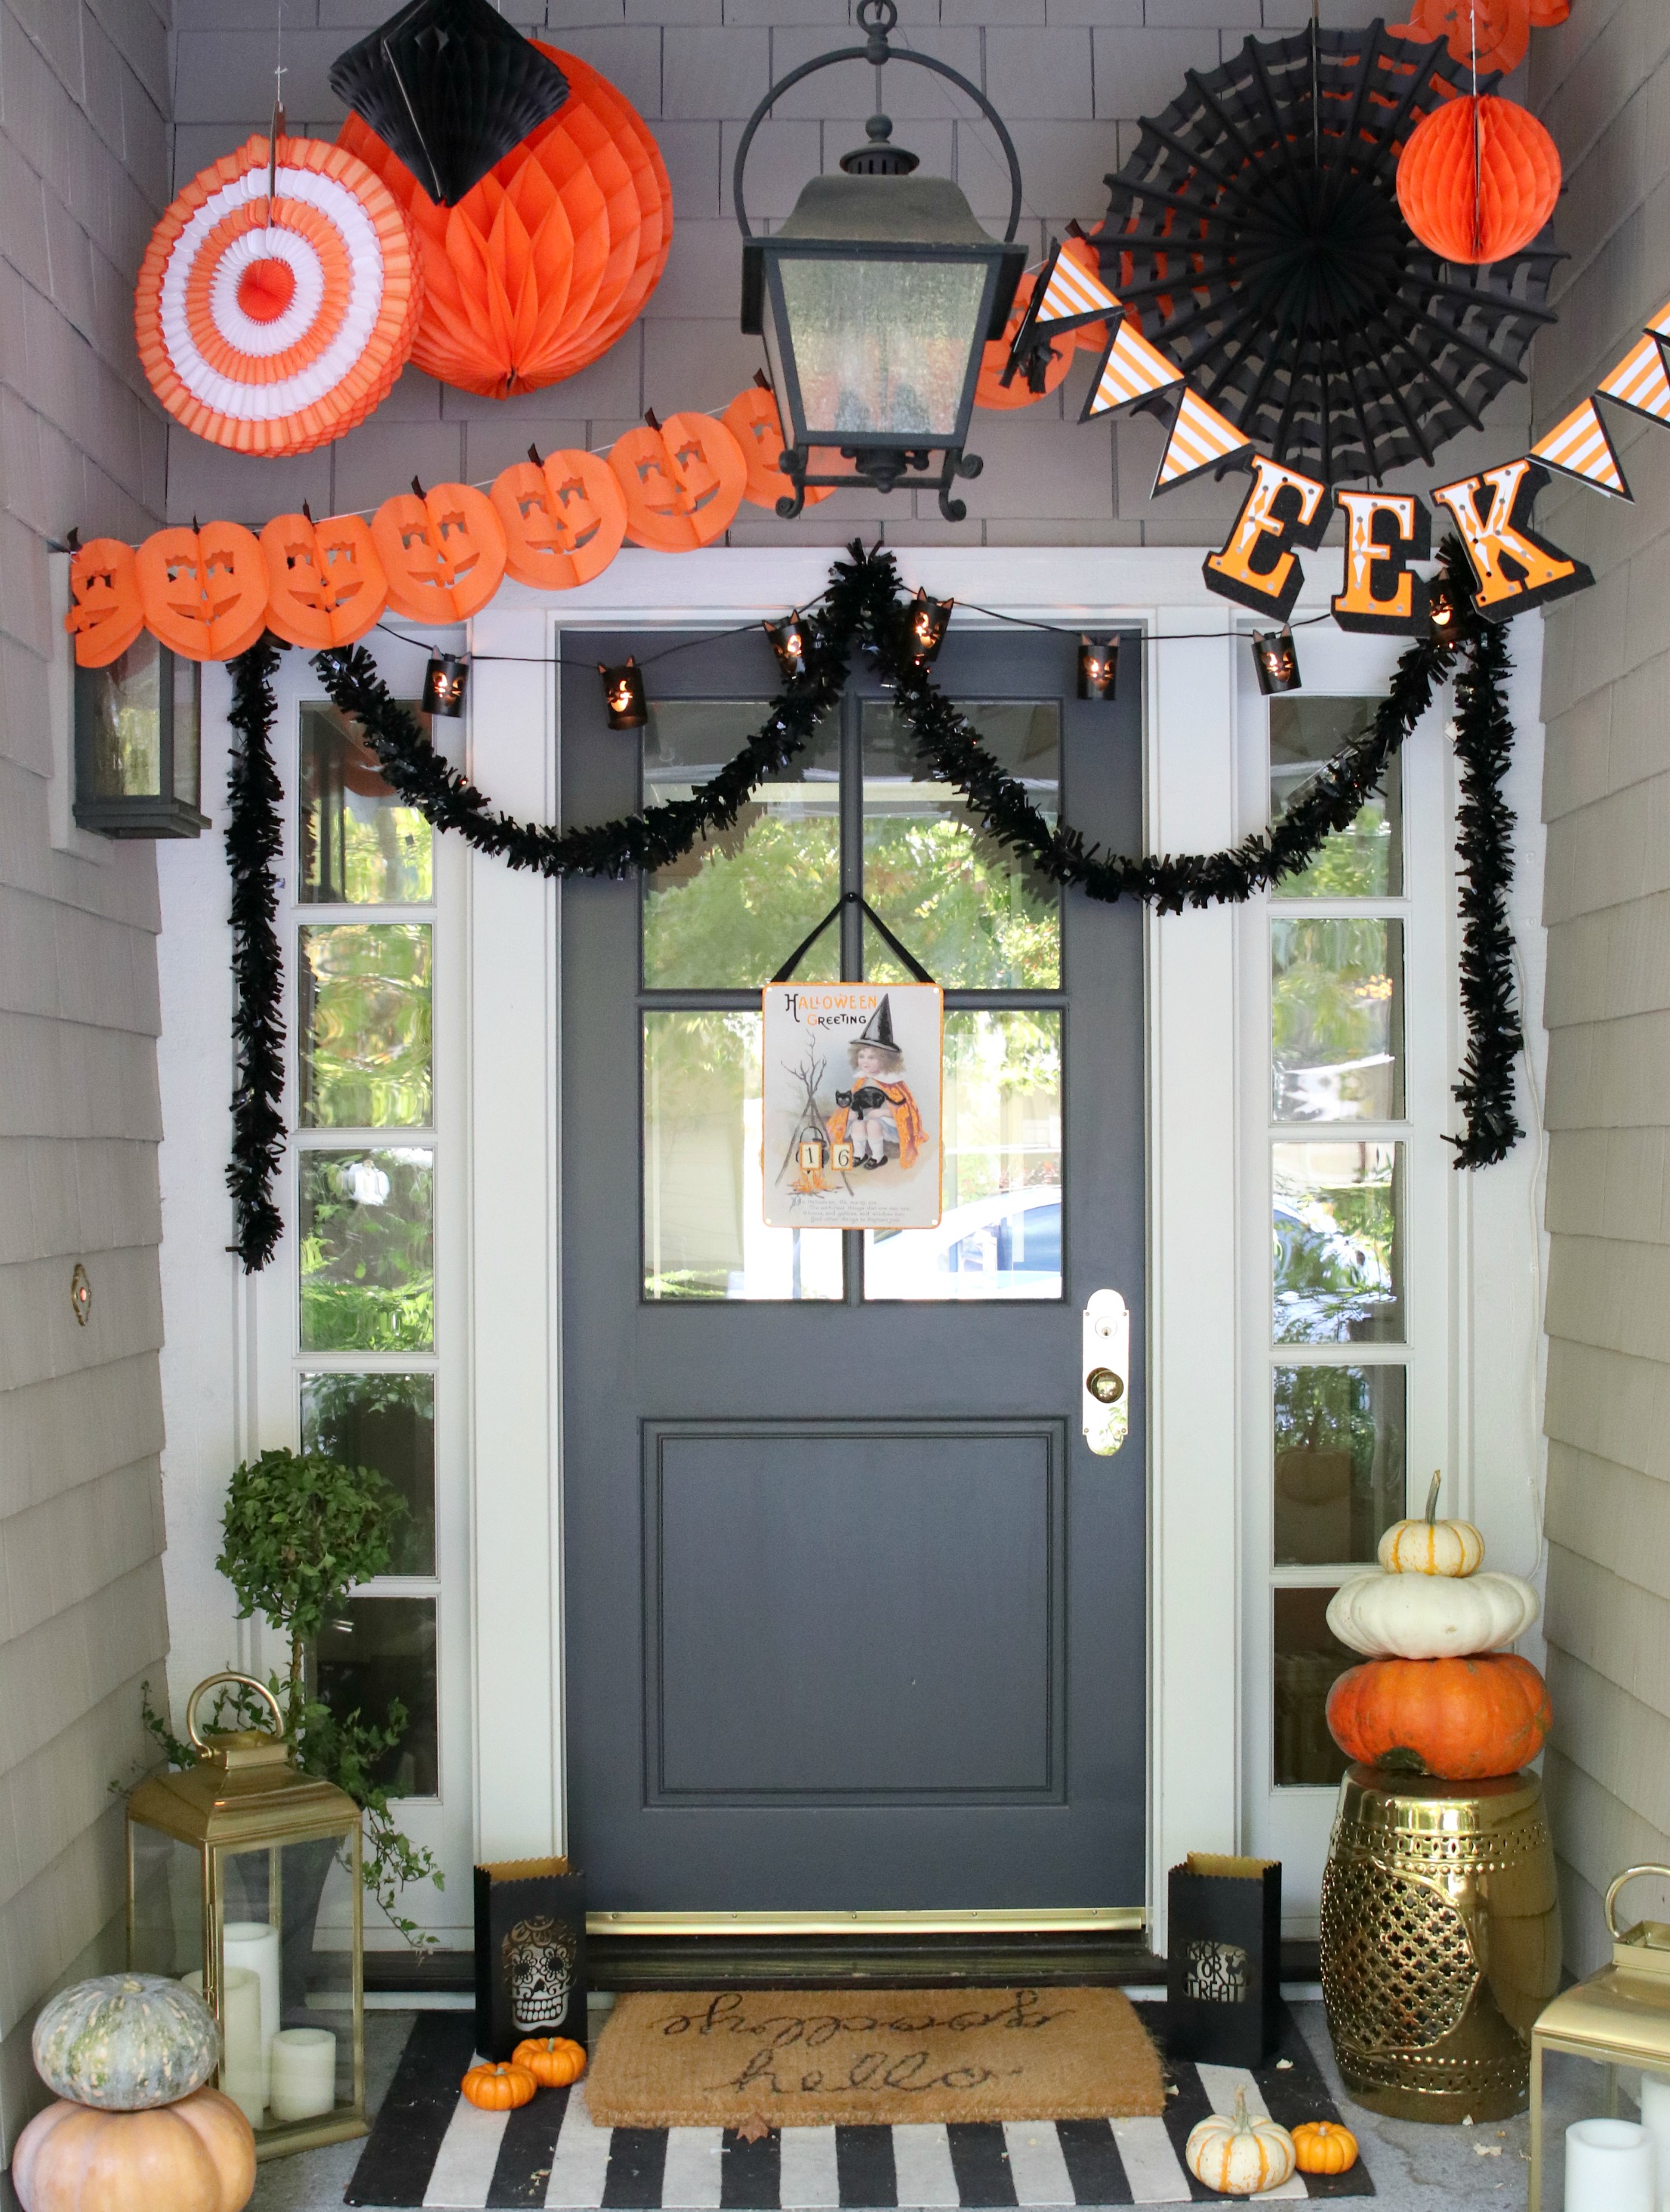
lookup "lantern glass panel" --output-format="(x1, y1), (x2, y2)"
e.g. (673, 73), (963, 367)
(82, 635), (163, 798)
(129, 1822), (205, 1981)
(213, 1839), (359, 2137)
(173, 652), (202, 809)
(776, 254), (990, 439)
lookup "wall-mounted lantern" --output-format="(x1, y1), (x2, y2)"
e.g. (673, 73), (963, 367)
(74, 631), (206, 838)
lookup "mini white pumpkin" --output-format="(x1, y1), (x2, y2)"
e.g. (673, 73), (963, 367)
(1377, 1471), (1485, 1577)
(1327, 1568), (1539, 1659)
(1185, 2089), (1297, 2196)
(32, 1974), (220, 2112)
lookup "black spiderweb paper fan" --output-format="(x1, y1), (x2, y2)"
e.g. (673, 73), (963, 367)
(1095, 20), (1559, 485)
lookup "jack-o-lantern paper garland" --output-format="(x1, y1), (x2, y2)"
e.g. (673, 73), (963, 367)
(260, 512), (389, 649)
(134, 134), (421, 457)
(370, 482), (508, 622)
(491, 449), (628, 590)
(610, 412), (747, 550)
(723, 382), (833, 511)
(135, 522), (270, 662)
(65, 538), (147, 667)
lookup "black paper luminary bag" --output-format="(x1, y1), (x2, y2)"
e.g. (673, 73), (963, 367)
(1166, 1853), (1282, 2069)
(474, 1858), (587, 2062)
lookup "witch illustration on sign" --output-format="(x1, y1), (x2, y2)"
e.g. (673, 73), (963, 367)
(828, 996), (926, 1172)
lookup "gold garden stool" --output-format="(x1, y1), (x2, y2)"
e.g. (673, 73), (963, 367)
(1528, 1864), (1670, 2212)
(1320, 1765), (1561, 2122)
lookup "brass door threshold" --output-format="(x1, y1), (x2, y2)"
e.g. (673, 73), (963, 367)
(589, 1909), (1144, 1937)
(586, 1921), (1157, 1994)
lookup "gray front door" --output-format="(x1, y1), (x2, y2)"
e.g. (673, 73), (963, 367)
(559, 621), (1145, 1911)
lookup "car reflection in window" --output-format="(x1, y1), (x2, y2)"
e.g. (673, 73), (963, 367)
(1273, 1199), (1397, 1343)
(867, 1191), (1062, 1300)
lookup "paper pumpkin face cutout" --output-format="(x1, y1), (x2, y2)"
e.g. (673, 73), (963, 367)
(135, 522), (270, 661)
(722, 385), (831, 511)
(491, 451), (628, 590)
(974, 273), (1072, 413)
(65, 539), (147, 668)
(371, 483), (508, 621)
(260, 512), (390, 649)
(609, 413), (747, 551)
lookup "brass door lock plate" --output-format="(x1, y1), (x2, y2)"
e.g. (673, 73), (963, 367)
(1083, 1288), (1129, 1456)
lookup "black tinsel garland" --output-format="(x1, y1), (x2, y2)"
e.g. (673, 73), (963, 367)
(225, 633), (288, 1271)
(207, 538), (1522, 1267)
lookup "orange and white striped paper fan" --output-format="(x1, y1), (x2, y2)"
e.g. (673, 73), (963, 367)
(134, 134), (421, 457)
(1530, 396), (1631, 499)
(1080, 307), (1186, 420)
(1153, 387), (1255, 493)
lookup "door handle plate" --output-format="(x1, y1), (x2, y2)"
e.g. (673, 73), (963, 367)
(1083, 1288), (1129, 1457)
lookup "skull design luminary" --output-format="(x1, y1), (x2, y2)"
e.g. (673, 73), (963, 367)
(504, 1914), (578, 2035)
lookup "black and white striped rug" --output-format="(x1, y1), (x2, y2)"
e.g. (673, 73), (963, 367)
(347, 2004), (1373, 2207)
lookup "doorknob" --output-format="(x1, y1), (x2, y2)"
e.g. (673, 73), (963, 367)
(1083, 1289), (1129, 1457)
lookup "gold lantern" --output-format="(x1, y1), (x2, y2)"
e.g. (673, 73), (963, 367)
(125, 1673), (367, 2159)
(1529, 1865), (1670, 2212)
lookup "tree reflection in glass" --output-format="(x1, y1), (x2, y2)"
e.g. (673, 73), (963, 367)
(1272, 1140), (1402, 1344)
(300, 1148), (434, 1350)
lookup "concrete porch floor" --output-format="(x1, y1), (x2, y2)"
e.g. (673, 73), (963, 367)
(242, 1994), (1614, 2212)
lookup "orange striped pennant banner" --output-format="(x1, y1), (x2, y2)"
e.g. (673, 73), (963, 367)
(1032, 242), (1121, 335)
(1530, 397), (1631, 500)
(1080, 310), (1186, 421)
(1153, 387), (1255, 493)
(1598, 331), (1670, 426)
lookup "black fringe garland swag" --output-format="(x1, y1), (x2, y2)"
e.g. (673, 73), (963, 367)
(223, 538), (1523, 1267)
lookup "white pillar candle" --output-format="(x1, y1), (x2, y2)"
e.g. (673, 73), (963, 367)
(186, 1966), (265, 2130)
(1639, 2074), (1670, 2204)
(1565, 2117), (1656, 2212)
(223, 1918), (281, 2090)
(270, 2027), (337, 2123)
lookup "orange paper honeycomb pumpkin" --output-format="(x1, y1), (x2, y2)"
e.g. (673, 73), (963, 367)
(1397, 94), (1561, 264)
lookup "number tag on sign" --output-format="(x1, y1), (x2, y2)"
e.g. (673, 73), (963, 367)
(1083, 1287), (1130, 1456)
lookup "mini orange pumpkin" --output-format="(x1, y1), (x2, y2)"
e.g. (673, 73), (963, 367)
(722, 384), (831, 511)
(512, 2035), (587, 2088)
(610, 411), (748, 552)
(461, 2061), (538, 2111)
(1291, 2119), (1359, 2175)
(371, 482), (507, 622)
(65, 538), (147, 668)
(136, 522), (270, 662)
(491, 451), (628, 591)
(260, 512), (389, 649)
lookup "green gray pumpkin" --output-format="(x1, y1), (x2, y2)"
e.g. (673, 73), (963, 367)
(32, 1973), (220, 2110)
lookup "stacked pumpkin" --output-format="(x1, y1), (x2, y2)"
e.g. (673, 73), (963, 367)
(1325, 1476), (1551, 1781)
(12, 1975), (255, 2212)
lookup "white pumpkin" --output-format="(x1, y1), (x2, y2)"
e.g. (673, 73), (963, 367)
(1377, 1471), (1485, 1577)
(1185, 2090), (1296, 2196)
(1327, 1568), (1539, 1659)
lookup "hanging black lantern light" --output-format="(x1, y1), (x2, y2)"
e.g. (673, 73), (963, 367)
(1077, 636), (1119, 701)
(734, 0), (1027, 521)
(422, 652), (469, 716)
(1252, 627), (1302, 696)
(600, 658), (647, 729)
(764, 612), (811, 681)
(74, 631), (206, 839)
(904, 590), (954, 665)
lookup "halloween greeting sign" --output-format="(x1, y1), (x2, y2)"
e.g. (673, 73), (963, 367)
(763, 984), (943, 1231)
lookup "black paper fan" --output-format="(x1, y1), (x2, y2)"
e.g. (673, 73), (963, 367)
(331, 0), (568, 208)
(1096, 20), (1560, 485)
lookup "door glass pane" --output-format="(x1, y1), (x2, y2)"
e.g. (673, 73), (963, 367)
(1274, 1588), (1354, 1786)
(300, 1373), (436, 1576)
(1269, 698), (1403, 898)
(1271, 918), (1404, 1123)
(642, 704), (842, 987)
(1273, 1366), (1406, 1566)
(861, 703), (1061, 990)
(643, 1012), (842, 1300)
(298, 924), (433, 1128)
(299, 1148), (434, 1350)
(314, 1597), (437, 1798)
(299, 704), (433, 904)
(1273, 1140), (1402, 1345)
(864, 1010), (1061, 1301)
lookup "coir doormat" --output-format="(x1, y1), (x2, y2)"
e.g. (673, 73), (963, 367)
(347, 1999), (1374, 2206)
(587, 1988), (1163, 2130)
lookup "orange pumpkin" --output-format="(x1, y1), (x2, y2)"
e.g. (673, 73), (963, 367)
(259, 512), (389, 649)
(1326, 1651), (1551, 1780)
(461, 2062), (538, 2112)
(722, 384), (832, 511)
(1291, 2120), (1359, 2175)
(371, 482), (507, 622)
(11, 2087), (255, 2212)
(610, 412), (748, 551)
(135, 523), (269, 662)
(512, 2035), (587, 2088)
(491, 451), (628, 590)
(975, 272), (1073, 412)
(1397, 94), (1561, 264)
(65, 538), (146, 668)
